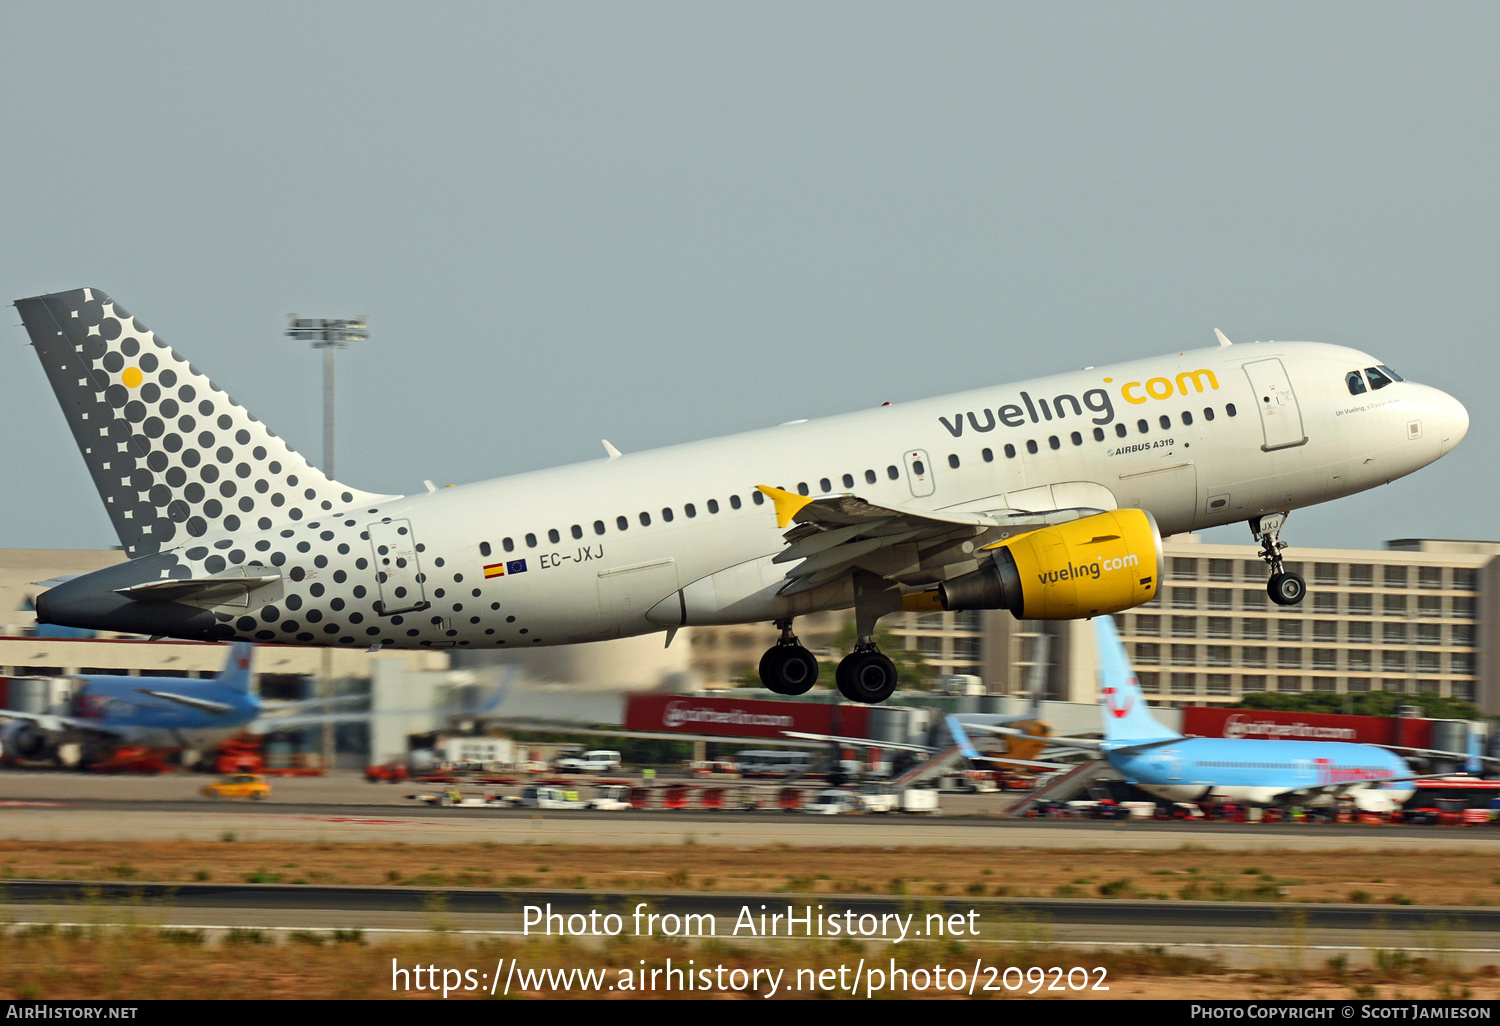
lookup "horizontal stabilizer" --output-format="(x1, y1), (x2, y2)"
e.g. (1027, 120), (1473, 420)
(115, 575), (280, 605)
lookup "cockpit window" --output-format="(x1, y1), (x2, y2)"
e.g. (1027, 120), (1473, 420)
(1345, 371), (1367, 395)
(1378, 364), (1404, 382)
(1365, 366), (1393, 390)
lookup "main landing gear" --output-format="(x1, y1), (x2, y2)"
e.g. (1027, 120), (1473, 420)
(758, 619), (819, 696)
(834, 573), (903, 705)
(1251, 512), (1305, 606)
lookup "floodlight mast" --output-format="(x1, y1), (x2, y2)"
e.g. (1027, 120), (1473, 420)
(284, 316), (367, 479)
(283, 316), (366, 772)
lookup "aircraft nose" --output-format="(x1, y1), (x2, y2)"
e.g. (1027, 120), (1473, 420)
(1437, 390), (1469, 455)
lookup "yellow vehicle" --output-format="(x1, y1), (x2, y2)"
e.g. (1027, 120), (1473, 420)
(202, 773), (271, 800)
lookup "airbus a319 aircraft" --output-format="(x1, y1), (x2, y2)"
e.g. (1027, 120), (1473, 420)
(18, 289), (1467, 705)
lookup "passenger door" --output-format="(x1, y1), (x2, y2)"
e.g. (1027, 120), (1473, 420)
(1243, 358), (1308, 451)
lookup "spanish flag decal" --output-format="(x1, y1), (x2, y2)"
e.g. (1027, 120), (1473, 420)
(483, 563), (506, 579)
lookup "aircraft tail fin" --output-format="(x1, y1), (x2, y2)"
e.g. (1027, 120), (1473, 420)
(216, 641), (255, 693)
(14, 288), (394, 558)
(1094, 615), (1180, 744)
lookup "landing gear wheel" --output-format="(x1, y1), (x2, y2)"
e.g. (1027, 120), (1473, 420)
(758, 644), (819, 696)
(1267, 571), (1306, 606)
(1251, 512), (1307, 606)
(836, 651), (898, 704)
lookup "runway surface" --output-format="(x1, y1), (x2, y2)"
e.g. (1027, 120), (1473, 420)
(2, 797), (1497, 849)
(5, 882), (1492, 969)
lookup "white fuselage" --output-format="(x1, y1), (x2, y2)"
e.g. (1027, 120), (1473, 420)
(41, 339), (1468, 652)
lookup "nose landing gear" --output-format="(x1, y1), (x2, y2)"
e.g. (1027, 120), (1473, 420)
(1252, 513), (1306, 606)
(758, 619), (820, 695)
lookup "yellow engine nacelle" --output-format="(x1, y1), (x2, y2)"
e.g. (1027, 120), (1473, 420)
(937, 509), (1161, 619)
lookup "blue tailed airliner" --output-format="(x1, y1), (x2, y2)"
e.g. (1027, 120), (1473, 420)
(1031, 618), (1436, 812)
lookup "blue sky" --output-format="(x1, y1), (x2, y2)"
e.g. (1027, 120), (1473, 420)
(3, 3), (1496, 552)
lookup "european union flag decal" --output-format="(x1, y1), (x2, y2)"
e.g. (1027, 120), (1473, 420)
(506, 559), (528, 575)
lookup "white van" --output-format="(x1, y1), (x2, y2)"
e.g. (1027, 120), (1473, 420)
(555, 750), (622, 773)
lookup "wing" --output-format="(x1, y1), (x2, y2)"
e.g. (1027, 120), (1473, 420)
(757, 485), (1110, 596)
(781, 730), (934, 754)
(133, 690), (237, 715)
(1274, 773), (1453, 804)
(1373, 744), (1500, 767)
(0, 709), (123, 739)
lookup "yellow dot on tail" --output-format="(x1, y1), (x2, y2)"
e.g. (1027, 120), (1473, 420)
(121, 367), (142, 388)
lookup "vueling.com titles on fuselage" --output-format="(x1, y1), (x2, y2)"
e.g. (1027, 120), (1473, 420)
(938, 369), (1220, 438)
(1037, 553), (1140, 586)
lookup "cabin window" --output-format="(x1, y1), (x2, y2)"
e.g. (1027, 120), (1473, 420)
(707, 499), (719, 514)
(684, 503), (696, 518)
(503, 537), (514, 552)
(1048, 436), (1060, 450)
(1226, 403), (1237, 417)
(571, 524), (582, 540)
(1025, 439), (1038, 454)
(1346, 371), (1367, 395)
(639, 511), (652, 526)
(948, 454), (960, 468)
(819, 478), (831, 493)
(616, 515), (628, 531)
(594, 520), (606, 535)
(750, 492), (762, 505)
(1203, 407), (1215, 421)
(479, 541), (491, 557)
(982, 448), (993, 462)
(548, 528), (560, 543)
(1159, 415), (1171, 429)
(1070, 431), (1082, 446)
(1093, 427), (1105, 441)
(887, 465), (899, 480)
(731, 495), (743, 509)
(525, 533), (537, 548)
(842, 473), (854, 488)
(912, 459), (925, 475)
(661, 507), (674, 522)
(1182, 411), (1193, 426)
(1137, 419), (1149, 433)
(795, 482), (807, 495)
(1115, 423), (1127, 437)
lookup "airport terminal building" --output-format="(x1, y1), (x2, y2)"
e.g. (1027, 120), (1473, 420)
(2, 534), (1499, 722)
(688, 536), (1500, 714)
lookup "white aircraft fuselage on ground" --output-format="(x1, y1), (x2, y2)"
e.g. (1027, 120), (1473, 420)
(19, 289), (1467, 703)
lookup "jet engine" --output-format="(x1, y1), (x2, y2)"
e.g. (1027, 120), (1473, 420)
(937, 509), (1161, 619)
(0, 720), (50, 761)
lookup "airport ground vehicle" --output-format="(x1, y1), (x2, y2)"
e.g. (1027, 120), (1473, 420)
(737, 750), (814, 778)
(202, 773), (270, 800)
(519, 785), (585, 810)
(588, 784), (634, 810)
(805, 789), (862, 815)
(555, 750), (622, 773)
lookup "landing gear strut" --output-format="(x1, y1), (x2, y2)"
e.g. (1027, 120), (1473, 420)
(835, 573), (903, 704)
(758, 619), (819, 695)
(1251, 513), (1305, 606)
